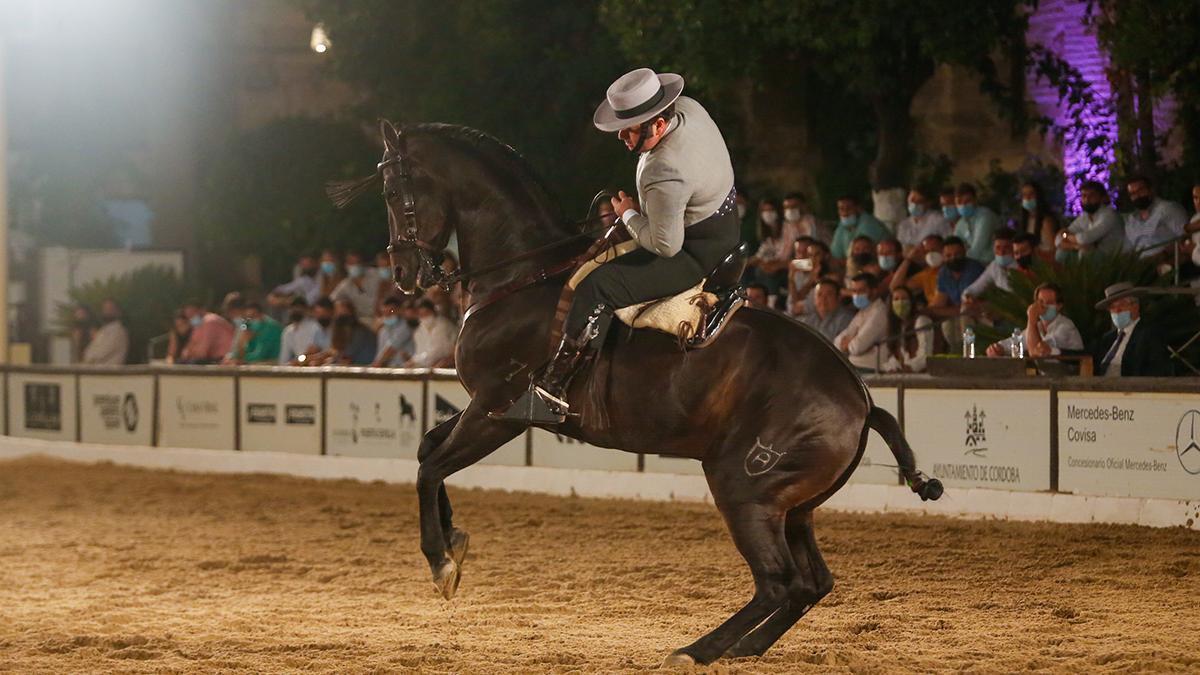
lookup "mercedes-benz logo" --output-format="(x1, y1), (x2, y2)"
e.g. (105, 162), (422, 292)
(1175, 410), (1200, 475)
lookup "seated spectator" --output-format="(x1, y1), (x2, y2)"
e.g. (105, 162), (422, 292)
(985, 282), (1083, 358)
(890, 234), (945, 306)
(962, 229), (1017, 301)
(331, 251), (380, 323)
(280, 298), (323, 365)
(1092, 282), (1171, 377)
(313, 299), (377, 366)
(1058, 180), (1124, 260)
(880, 286), (932, 373)
(1124, 175), (1187, 258)
(269, 254), (321, 307)
(222, 292), (250, 363)
(69, 304), (95, 362)
(747, 199), (792, 297)
(930, 237), (985, 350)
(407, 299), (457, 368)
(735, 191), (757, 251)
(830, 195), (888, 262)
(373, 296), (416, 367)
(373, 251), (397, 313)
(786, 236), (817, 315)
(800, 278), (855, 341)
(82, 299), (129, 365)
(236, 302), (283, 364)
(896, 186), (950, 252)
(318, 249), (344, 297)
(1017, 181), (1060, 252)
(834, 273), (888, 370)
(782, 192), (828, 243)
(953, 183), (1000, 263)
(939, 187), (960, 230)
(845, 235), (880, 282)
(1182, 183), (1200, 288)
(745, 282), (770, 309)
(179, 301), (234, 364)
(874, 238), (901, 292)
(166, 312), (191, 364)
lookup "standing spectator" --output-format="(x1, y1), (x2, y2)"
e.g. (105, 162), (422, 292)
(962, 229), (1017, 300)
(318, 249), (344, 298)
(1092, 282), (1171, 377)
(373, 296), (416, 367)
(180, 301), (235, 364)
(953, 183), (1000, 263)
(269, 254), (321, 306)
(890, 234), (945, 306)
(332, 251), (380, 323)
(1059, 180), (1124, 259)
(799, 279), (854, 341)
(880, 286), (932, 373)
(1123, 175), (1188, 258)
(747, 199), (792, 297)
(237, 303), (283, 364)
(834, 273), (888, 371)
(69, 304), (95, 363)
(166, 312), (191, 364)
(1016, 181), (1060, 252)
(986, 282), (1083, 358)
(939, 187), (960, 231)
(830, 195), (888, 262)
(782, 192), (829, 243)
(407, 299), (458, 368)
(895, 187), (950, 252)
(279, 298), (322, 365)
(744, 283), (770, 309)
(81, 299), (129, 365)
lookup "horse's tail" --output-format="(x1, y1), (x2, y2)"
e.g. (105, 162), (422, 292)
(866, 406), (943, 502)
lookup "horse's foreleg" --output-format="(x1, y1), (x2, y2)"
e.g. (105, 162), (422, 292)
(418, 411), (463, 548)
(417, 405), (522, 600)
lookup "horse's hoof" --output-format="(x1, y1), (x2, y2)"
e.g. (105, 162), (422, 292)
(921, 478), (944, 501)
(448, 529), (470, 568)
(432, 559), (460, 600)
(661, 650), (695, 668)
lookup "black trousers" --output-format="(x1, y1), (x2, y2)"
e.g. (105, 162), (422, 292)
(567, 193), (740, 339)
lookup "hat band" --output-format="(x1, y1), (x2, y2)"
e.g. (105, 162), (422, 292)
(614, 84), (666, 120)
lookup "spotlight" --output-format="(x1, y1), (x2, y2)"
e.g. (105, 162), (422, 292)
(310, 23), (331, 54)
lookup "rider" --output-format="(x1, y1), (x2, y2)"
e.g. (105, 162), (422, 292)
(500, 67), (738, 424)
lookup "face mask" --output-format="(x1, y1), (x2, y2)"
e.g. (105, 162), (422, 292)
(852, 294), (870, 310)
(946, 257), (967, 272)
(190, 315), (203, 327)
(1016, 254), (1034, 268)
(301, 267), (317, 277)
(1082, 202), (1101, 214)
(1111, 310), (1132, 330)
(925, 251), (944, 268)
(736, 204), (747, 220)
(879, 255), (897, 271)
(347, 264), (364, 279)
(1021, 198), (1037, 211)
(760, 210), (779, 226)
(892, 299), (912, 318)
(942, 205), (958, 219)
(1040, 305), (1058, 323)
(383, 315), (400, 328)
(839, 215), (856, 226)
(958, 204), (977, 218)
(1132, 196), (1153, 210)
(316, 316), (332, 328)
(907, 202), (925, 217)
(288, 311), (305, 324)
(851, 253), (873, 267)
(320, 261), (337, 275)
(783, 208), (802, 223)
(377, 266), (393, 280)
(995, 254), (1015, 268)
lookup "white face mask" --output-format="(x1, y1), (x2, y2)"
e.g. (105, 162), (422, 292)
(925, 251), (944, 268)
(761, 210), (779, 226)
(783, 208), (802, 223)
(736, 204), (747, 220)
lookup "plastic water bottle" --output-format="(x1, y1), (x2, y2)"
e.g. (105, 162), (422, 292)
(962, 327), (976, 359)
(1010, 328), (1025, 358)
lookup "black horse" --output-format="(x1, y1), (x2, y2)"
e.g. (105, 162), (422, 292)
(333, 121), (942, 666)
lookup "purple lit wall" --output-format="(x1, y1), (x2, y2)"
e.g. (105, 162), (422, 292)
(1026, 0), (1116, 212)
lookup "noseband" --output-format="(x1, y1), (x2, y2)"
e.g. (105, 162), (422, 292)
(380, 130), (453, 291)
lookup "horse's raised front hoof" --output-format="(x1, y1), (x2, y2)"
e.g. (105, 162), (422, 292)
(432, 559), (460, 601)
(447, 529), (470, 568)
(660, 649), (696, 668)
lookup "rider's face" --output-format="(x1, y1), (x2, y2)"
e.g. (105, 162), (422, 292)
(618, 117), (669, 152)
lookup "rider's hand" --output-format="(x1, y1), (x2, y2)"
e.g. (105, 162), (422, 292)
(611, 190), (637, 218)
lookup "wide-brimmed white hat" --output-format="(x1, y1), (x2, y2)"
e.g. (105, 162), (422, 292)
(593, 68), (684, 132)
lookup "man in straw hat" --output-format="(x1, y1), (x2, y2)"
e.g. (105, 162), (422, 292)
(1091, 282), (1171, 377)
(499, 67), (739, 424)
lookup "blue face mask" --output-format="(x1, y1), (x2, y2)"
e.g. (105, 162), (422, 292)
(839, 215), (856, 227)
(1111, 310), (1132, 330)
(347, 264), (364, 279)
(382, 315), (400, 327)
(995, 254), (1015, 268)
(907, 202), (925, 217)
(377, 266), (393, 280)
(320, 261), (337, 276)
(852, 293), (870, 310)
(1021, 198), (1037, 211)
(879, 255), (897, 271)
(958, 204), (977, 218)
(1040, 305), (1058, 323)
(190, 315), (203, 328)
(942, 205), (958, 219)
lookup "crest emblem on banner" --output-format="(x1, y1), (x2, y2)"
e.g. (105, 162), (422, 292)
(1175, 410), (1200, 475)
(963, 405), (988, 457)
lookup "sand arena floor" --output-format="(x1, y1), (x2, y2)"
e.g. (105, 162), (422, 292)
(1, 457), (1198, 673)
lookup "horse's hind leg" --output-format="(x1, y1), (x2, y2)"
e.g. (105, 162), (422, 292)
(724, 508), (833, 659)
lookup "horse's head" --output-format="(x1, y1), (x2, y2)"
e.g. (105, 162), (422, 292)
(377, 120), (456, 295)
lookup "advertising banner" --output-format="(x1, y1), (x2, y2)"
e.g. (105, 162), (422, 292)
(325, 378), (423, 459)
(79, 375), (153, 446)
(157, 375), (236, 450)
(240, 377), (321, 455)
(7, 372), (75, 442)
(426, 378), (526, 466)
(849, 386), (902, 485)
(1058, 391), (1200, 500)
(904, 388), (1050, 491)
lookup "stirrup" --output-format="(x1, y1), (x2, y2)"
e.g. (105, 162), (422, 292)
(489, 384), (568, 424)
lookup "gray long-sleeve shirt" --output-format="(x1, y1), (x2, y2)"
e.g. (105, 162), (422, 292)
(621, 96), (735, 257)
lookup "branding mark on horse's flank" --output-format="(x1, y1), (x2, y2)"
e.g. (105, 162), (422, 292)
(744, 437), (787, 476)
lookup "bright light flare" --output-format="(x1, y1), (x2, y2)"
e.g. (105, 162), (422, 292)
(310, 24), (331, 54)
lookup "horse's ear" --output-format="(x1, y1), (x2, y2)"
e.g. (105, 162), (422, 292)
(381, 119), (401, 152)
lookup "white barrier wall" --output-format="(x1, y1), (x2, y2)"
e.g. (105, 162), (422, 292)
(79, 374), (153, 447)
(157, 375), (236, 450)
(240, 376), (322, 455)
(851, 386), (901, 485)
(325, 378), (423, 459)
